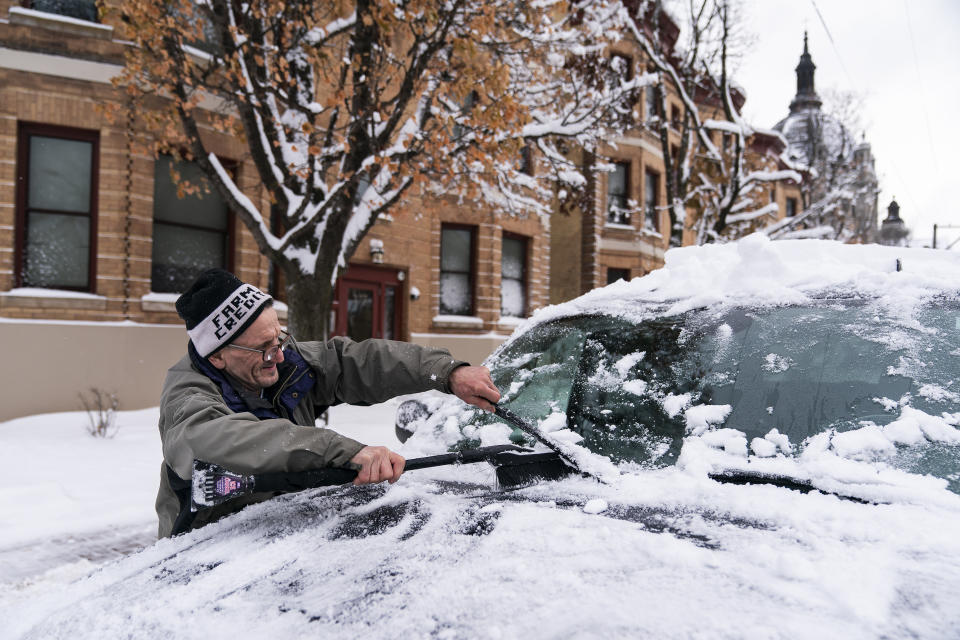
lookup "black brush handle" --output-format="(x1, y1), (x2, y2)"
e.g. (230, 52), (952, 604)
(254, 467), (358, 493)
(252, 445), (532, 492)
(405, 444), (531, 471)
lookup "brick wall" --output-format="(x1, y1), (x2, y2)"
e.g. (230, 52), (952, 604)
(0, 7), (552, 343)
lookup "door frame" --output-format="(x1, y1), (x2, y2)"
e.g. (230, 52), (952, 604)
(332, 263), (405, 340)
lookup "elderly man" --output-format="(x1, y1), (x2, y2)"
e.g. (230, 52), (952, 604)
(156, 268), (500, 537)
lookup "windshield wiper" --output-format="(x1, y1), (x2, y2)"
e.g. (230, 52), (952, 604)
(707, 469), (875, 504)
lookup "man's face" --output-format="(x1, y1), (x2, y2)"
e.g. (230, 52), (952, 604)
(207, 307), (285, 391)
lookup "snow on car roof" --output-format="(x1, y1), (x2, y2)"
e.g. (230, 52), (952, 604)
(525, 234), (960, 330)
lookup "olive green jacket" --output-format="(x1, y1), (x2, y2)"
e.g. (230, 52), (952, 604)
(156, 337), (466, 538)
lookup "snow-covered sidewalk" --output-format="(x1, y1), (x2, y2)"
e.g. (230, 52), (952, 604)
(0, 401), (402, 584)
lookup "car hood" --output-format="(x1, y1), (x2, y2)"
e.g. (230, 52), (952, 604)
(6, 461), (960, 639)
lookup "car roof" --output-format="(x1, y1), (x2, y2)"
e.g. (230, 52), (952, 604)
(515, 235), (960, 339)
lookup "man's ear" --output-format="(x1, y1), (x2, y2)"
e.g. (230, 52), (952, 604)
(207, 351), (227, 370)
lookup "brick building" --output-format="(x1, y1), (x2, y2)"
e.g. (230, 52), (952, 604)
(0, 0), (550, 419)
(551, 10), (803, 301)
(0, 1), (800, 420)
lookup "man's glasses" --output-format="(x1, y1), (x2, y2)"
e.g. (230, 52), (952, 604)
(225, 330), (292, 363)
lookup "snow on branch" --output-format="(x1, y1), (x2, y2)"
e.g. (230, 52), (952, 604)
(725, 201), (779, 225)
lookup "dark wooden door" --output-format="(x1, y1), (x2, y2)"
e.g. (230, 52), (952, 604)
(334, 264), (403, 341)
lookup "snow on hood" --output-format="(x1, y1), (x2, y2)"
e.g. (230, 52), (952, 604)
(515, 235), (960, 339)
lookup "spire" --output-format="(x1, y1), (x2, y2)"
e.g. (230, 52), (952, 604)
(884, 198), (901, 222)
(880, 198), (908, 246)
(789, 31), (822, 114)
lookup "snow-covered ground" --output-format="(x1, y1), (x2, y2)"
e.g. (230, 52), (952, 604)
(0, 401), (402, 584)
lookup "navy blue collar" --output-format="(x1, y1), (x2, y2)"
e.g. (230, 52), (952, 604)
(188, 341), (316, 420)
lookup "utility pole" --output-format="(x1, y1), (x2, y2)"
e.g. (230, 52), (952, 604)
(932, 224), (960, 249)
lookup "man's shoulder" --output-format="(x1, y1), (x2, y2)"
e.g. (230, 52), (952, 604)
(162, 353), (218, 399)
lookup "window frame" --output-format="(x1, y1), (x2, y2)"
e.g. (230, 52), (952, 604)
(609, 52), (634, 81)
(22, 0), (100, 23)
(150, 152), (236, 293)
(439, 223), (477, 317)
(644, 85), (658, 122)
(786, 197), (798, 218)
(644, 168), (660, 231)
(501, 231), (529, 318)
(15, 121), (100, 292)
(606, 160), (631, 225)
(607, 267), (630, 285)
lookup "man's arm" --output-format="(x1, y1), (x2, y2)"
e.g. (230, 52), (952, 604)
(298, 338), (471, 406)
(343, 366), (499, 485)
(159, 362), (366, 482)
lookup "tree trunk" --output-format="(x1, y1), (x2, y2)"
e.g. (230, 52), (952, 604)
(284, 271), (334, 342)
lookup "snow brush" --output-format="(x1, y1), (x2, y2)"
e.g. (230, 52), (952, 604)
(190, 444), (550, 512)
(492, 404), (598, 483)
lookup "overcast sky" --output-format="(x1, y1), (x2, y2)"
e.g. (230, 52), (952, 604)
(731, 0), (960, 247)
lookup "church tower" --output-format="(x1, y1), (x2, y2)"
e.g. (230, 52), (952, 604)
(789, 32), (822, 114)
(773, 32), (882, 243)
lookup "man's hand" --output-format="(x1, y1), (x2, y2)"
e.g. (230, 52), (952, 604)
(449, 365), (501, 412)
(349, 446), (405, 485)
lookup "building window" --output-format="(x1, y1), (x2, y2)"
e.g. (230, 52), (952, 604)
(607, 267), (629, 285)
(16, 123), (98, 291)
(518, 143), (534, 176)
(645, 86), (658, 122)
(609, 53), (634, 81)
(440, 224), (475, 316)
(786, 197), (798, 217)
(644, 169), (660, 231)
(607, 161), (630, 225)
(28, 0), (99, 22)
(151, 154), (232, 293)
(501, 234), (528, 318)
(670, 104), (681, 129)
(452, 91), (478, 143)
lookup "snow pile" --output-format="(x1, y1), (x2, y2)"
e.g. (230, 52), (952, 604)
(534, 411), (621, 483)
(661, 393), (692, 418)
(750, 429), (793, 457)
(684, 404), (732, 436)
(520, 235), (960, 333)
(881, 406), (960, 446)
(675, 401), (960, 506)
(762, 353), (794, 373)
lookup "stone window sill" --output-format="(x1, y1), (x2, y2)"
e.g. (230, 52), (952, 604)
(0, 288), (107, 311)
(432, 315), (484, 331)
(9, 7), (114, 40)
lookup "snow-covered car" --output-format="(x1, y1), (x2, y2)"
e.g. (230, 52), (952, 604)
(399, 236), (960, 500)
(7, 236), (960, 639)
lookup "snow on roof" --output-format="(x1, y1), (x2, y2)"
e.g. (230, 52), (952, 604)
(524, 234), (960, 330)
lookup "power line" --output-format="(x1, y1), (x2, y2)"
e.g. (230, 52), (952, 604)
(807, 0), (924, 230)
(902, 0), (940, 176)
(807, 0), (858, 92)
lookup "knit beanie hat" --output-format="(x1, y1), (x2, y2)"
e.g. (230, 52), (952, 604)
(176, 268), (273, 358)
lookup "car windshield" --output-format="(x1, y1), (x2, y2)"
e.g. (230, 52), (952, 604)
(478, 299), (960, 492)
